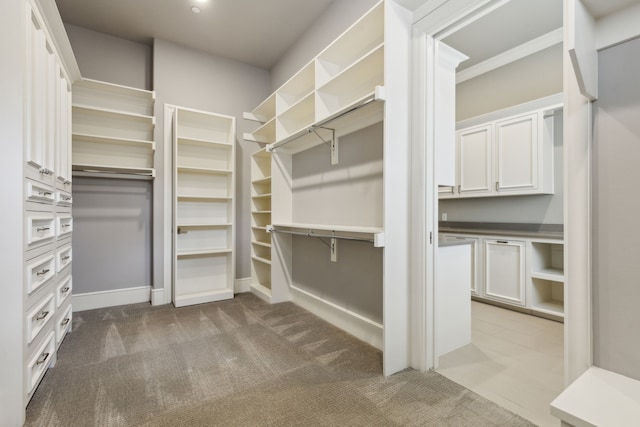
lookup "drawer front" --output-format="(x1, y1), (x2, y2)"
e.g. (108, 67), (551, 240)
(56, 190), (73, 207)
(55, 275), (72, 307)
(26, 293), (55, 344)
(26, 179), (55, 204)
(26, 253), (56, 295)
(56, 304), (72, 345)
(57, 245), (72, 273)
(26, 214), (56, 248)
(26, 331), (55, 395)
(56, 178), (72, 193)
(56, 215), (73, 238)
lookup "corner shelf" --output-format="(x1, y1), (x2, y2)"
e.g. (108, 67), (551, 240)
(250, 147), (273, 300)
(530, 241), (565, 318)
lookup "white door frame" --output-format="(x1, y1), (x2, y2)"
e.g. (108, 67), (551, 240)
(410, 0), (593, 385)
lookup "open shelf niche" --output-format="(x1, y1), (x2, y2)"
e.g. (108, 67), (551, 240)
(173, 106), (236, 307)
(72, 78), (155, 178)
(530, 240), (565, 318)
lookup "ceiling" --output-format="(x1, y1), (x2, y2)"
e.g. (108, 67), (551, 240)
(55, 0), (335, 69)
(581, 0), (640, 18)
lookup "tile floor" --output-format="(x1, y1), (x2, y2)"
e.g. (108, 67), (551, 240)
(437, 301), (564, 427)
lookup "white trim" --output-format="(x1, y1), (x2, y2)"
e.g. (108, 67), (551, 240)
(456, 28), (563, 84)
(596, 2), (640, 51)
(151, 288), (165, 306)
(72, 286), (151, 312)
(250, 282), (273, 303)
(234, 277), (251, 294)
(290, 285), (383, 351)
(163, 104), (176, 305)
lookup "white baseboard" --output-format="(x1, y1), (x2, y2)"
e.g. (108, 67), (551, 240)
(72, 286), (151, 312)
(151, 288), (165, 306)
(250, 282), (272, 303)
(290, 285), (383, 350)
(234, 277), (251, 294)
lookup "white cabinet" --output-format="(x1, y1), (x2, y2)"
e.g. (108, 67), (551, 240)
(529, 241), (564, 317)
(484, 239), (526, 306)
(172, 106), (235, 307)
(72, 78), (155, 177)
(441, 96), (561, 199)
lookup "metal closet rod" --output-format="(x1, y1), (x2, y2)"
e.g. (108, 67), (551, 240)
(271, 96), (380, 150)
(270, 228), (374, 244)
(72, 170), (154, 181)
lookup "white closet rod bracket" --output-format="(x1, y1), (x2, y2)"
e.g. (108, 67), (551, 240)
(309, 126), (338, 165)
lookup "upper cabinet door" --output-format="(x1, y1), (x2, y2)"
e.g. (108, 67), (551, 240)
(495, 113), (538, 193)
(458, 124), (492, 196)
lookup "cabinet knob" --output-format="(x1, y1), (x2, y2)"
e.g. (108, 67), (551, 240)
(36, 310), (49, 321)
(36, 352), (50, 365)
(61, 318), (70, 326)
(496, 181), (500, 191)
(61, 286), (70, 293)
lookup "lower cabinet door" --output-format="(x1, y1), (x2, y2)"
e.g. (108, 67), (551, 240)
(484, 239), (526, 306)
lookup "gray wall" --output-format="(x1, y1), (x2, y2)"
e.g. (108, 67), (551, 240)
(72, 178), (152, 292)
(592, 37), (640, 381)
(270, 0), (379, 90)
(153, 39), (271, 284)
(439, 44), (564, 225)
(64, 24), (152, 90)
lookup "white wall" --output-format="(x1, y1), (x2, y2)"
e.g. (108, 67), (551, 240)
(153, 39), (271, 289)
(592, 37), (640, 381)
(270, 0), (379, 90)
(64, 24), (151, 90)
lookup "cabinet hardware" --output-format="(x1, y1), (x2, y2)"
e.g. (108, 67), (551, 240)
(36, 268), (50, 276)
(62, 196), (71, 201)
(496, 181), (500, 191)
(36, 352), (50, 365)
(39, 168), (53, 176)
(61, 224), (71, 228)
(497, 240), (509, 244)
(458, 184), (461, 194)
(36, 311), (49, 321)
(61, 318), (70, 326)
(38, 191), (52, 197)
(36, 227), (50, 232)
(61, 255), (70, 261)
(61, 286), (70, 293)
(63, 180), (71, 185)
(450, 186), (454, 194)
(177, 227), (188, 235)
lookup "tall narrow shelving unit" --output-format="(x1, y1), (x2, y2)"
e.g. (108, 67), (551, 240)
(71, 78), (155, 177)
(172, 107), (236, 307)
(242, 0), (412, 376)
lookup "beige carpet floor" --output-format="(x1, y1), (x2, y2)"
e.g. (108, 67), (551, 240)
(25, 293), (536, 426)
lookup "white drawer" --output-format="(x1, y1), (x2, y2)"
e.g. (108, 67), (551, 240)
(26, 293), (55, 344)
(56, 190), (72, 207)
(26, 253), (56, 295)
(57, 178), (72, 193)
(57, 245), (72, 273)
(56, 215), (73, 238)
(25, 179), (55, 204)
(26, 214), (56, 248)
(55, 275), (72, 307)
(26, 331), (55, 394)
(56, 304), (72, 346)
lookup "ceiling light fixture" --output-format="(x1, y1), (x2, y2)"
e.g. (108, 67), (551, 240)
(191, 6), (201, 14)
(195, 0), (208, 3)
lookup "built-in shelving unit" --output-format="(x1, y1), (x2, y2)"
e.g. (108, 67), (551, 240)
(172, 107), (235, 307)
(242, 0), (413, 377)
(72, 78), (155, 178)
(530, 241), (564, 317)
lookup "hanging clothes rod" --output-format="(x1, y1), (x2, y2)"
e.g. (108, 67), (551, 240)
(269, 227), (375, 244)
(72, 170), (155, 181)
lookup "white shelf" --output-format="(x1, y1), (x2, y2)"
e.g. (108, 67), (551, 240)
(176, 248), (232, 257)
(244, 118), (275, 144)
(532, 300), (564, 317)
(244, 93), (276, 123)
(73, 78), (154, 116)
(72, 132), (154, 149)
(252, 193), (272, 199)
(271, 222), (384, 247)
(531, 268), (564, 282)
(177, 136), (233, 148)
(252, 241), (271, 249)
(176, 223), (232, 228)
(531, 277), (564, 317)
(72, 163), (155, 177)
(275, 92), (315, 141)
(177, 166), (232, 175)
(276, 62), (315, 115)
(252, 177), (271, 185)
(177, 195), (231, 202)
(173, 288), (234, 308)
(72, 104), (155, 124)
(252, 255), (272, 266)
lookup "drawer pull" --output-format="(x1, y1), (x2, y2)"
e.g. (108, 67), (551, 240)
(497, 240), (509, 244)
(36, 311), (49, 321)
(61, 318), (70, 327)
(38, 191), (53, 197)
(36, 227), (50, 232)
(62, 196), (72, 201)
(36, 352), (50, 365)
(63, 180), (71, 185)
(61, 224), (71, 228)
(39, 168), (53, 176)
(61, 286), (70, 293)
(36, 268), (50, 276)
(177, 227), (188, 235)
(61, 255), (70, 261)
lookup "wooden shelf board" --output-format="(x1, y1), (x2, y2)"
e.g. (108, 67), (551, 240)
(531, 268), (564, 282)
(252, 210), (271, 214)
(245, 93), (276, 123)
(177, 136), (232, 147)
(251, 255), (271, 265)
(272, 222), (382, 235)
(252, 176), (272, 185)
(532, 300), (564, 317)
(72, 163), (155, 177)
(75, 78), (155, 99)
(177, 166), (232, 175)
(176, 248), (232, 257)
(72, 132), (154, 149)
(251, 241), (271, 248)
(177, 195), (231, 202)
(176, 223), (232, 228)
(251, 193), (272, 199)
(72, 104), (155, 125)
(317, 43), (384, 91)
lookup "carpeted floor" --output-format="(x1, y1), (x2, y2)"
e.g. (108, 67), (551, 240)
(25, 293), (536, 426)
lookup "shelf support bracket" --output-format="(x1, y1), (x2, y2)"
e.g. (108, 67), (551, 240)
(310, 126), (338, 165)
